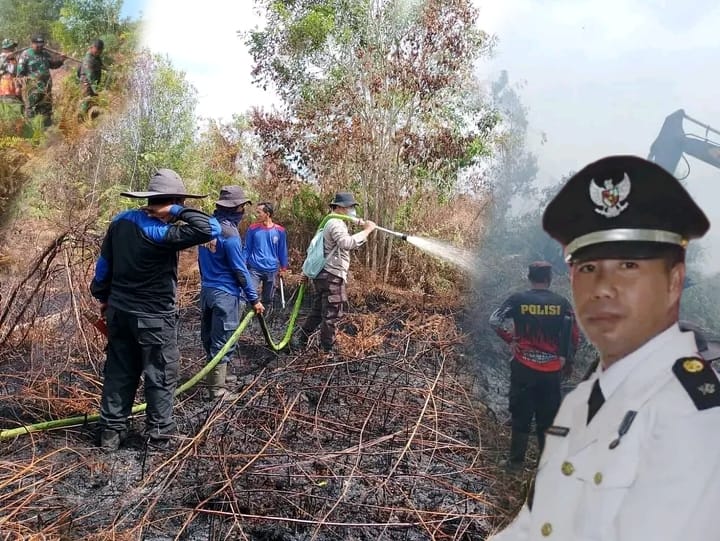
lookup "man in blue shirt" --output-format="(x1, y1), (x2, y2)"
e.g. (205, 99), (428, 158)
(198, 186), (264, 399)
(244, 202), (289, 308)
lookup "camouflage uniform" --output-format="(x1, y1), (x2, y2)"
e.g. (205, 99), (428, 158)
(78, 50), (103, 95)
(16, 47), (63, 122)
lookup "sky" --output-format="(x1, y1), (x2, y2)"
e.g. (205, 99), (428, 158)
(139, 0), (720, 271)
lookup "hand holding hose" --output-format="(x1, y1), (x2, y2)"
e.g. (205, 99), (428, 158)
(356, 219), (376, 232)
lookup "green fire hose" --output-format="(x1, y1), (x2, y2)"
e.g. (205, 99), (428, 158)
(0, 212), (358, 440)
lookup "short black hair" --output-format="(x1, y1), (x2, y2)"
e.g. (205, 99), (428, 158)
(528, 261), (552, 284)
(258, 201), (274, 216)
(92, 39), (104, 50)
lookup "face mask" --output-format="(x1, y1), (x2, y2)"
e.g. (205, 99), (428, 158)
(348, 207), (357, 218)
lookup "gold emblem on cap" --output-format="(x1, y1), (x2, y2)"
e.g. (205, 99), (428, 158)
(561, 461), (574, 476)
(683, 359), (705, 373)
(541, 522), (553, 537)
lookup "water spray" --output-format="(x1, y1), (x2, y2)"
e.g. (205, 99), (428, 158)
(328, 213), (476, 275)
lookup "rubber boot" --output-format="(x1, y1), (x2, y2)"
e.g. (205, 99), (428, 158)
(205, 363), (228, 400)
(507, 430), (530, 467)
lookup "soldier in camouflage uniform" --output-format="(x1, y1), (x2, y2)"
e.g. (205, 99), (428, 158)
(16, 35), (64, 125)
(297, 192), (376, 355)
(77, 39), (104, 118)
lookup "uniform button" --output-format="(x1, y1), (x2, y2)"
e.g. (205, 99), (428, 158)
(541, 522), (553, 536)
(594, 472), (603, 485)
(561, 461), (574, 476)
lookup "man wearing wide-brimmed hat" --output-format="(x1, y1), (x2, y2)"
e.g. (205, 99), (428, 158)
(198, 186), (264, 399)
(90, 169), (221, 450)
(296, 191), (376, 356)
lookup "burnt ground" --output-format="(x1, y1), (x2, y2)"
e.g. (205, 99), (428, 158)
(0, 278), (537, 540)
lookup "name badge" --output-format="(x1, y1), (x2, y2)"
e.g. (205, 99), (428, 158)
(546, 425), (570, 437)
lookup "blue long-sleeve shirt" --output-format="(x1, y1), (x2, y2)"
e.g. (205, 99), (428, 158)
(197, 218), (258, 303)
(244, 222), (288, 273)
(90, 205), (221, 314)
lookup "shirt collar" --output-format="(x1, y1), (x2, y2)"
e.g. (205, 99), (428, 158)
(597, 323), (697, 399)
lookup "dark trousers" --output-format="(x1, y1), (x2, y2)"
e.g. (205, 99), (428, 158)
(508, 359), (561, 464)
(200, 287), (241, 365)
(300, 272), (347, 351)
(248, 267), (277, 305)
(99, 306), (180, 438)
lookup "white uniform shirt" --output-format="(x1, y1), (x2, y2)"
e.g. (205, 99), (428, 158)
(489, 323), (720, 541)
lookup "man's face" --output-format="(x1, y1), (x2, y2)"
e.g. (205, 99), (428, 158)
(31, 42), (43, 51)
(257, 205), (268, 220)
(571, 258), (684, 365)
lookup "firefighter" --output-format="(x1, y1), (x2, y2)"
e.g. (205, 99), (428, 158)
(489, 155), (720, 541)
(490, 262), (579, 470)
(90, 169), (220, 451)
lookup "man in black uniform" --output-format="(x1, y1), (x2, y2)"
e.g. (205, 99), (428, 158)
(90, 169), (221, 450)
(489, 261), (579, 469)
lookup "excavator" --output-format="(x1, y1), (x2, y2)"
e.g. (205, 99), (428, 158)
(648, 110), (720, 362)
(648, 109), (720, 177)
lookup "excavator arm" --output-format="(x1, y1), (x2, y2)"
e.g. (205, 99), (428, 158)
(648, 109), (720, 176)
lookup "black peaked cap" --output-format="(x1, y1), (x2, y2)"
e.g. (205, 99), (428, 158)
(543, 155), (709, 262)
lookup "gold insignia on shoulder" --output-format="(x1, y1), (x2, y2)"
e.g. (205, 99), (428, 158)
(698, 383), (716, 396)
(683, 359), (705, 373)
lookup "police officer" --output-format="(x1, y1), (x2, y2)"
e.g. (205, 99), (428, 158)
(490, 262), (579, 470)
(489, 155), (720, 541)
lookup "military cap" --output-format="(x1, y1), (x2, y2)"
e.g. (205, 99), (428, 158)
(543, 155), (709, 263)
(31, 34), (45, 44)
(1, 38), (17, 50)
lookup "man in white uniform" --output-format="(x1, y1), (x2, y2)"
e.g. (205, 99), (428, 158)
(489, 155), (720, 541)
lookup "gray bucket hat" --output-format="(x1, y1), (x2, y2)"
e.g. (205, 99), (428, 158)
(120, 169), (207, 199)
(216, 186), (251, 208)
(329, 191), (359, 208)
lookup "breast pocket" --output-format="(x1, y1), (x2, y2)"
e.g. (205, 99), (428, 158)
(572, 435), (640, 540)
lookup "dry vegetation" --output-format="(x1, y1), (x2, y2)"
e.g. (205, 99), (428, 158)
(0, 228), (534, 540)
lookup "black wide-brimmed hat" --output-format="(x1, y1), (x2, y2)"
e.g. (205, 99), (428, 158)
(215, 186), (251, 208)
(120, 169), (206, 199)
(543, 155), (709, 263)
(329, 192), (358, 208)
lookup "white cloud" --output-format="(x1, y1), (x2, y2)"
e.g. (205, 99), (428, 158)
(142, 1), (280, 121)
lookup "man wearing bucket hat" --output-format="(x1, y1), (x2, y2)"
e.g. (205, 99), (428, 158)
(296, 191), (376, 355)
(90, 169), (221, 450)
(198, 186), (264, 399)
(489, 155), (720, 540)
